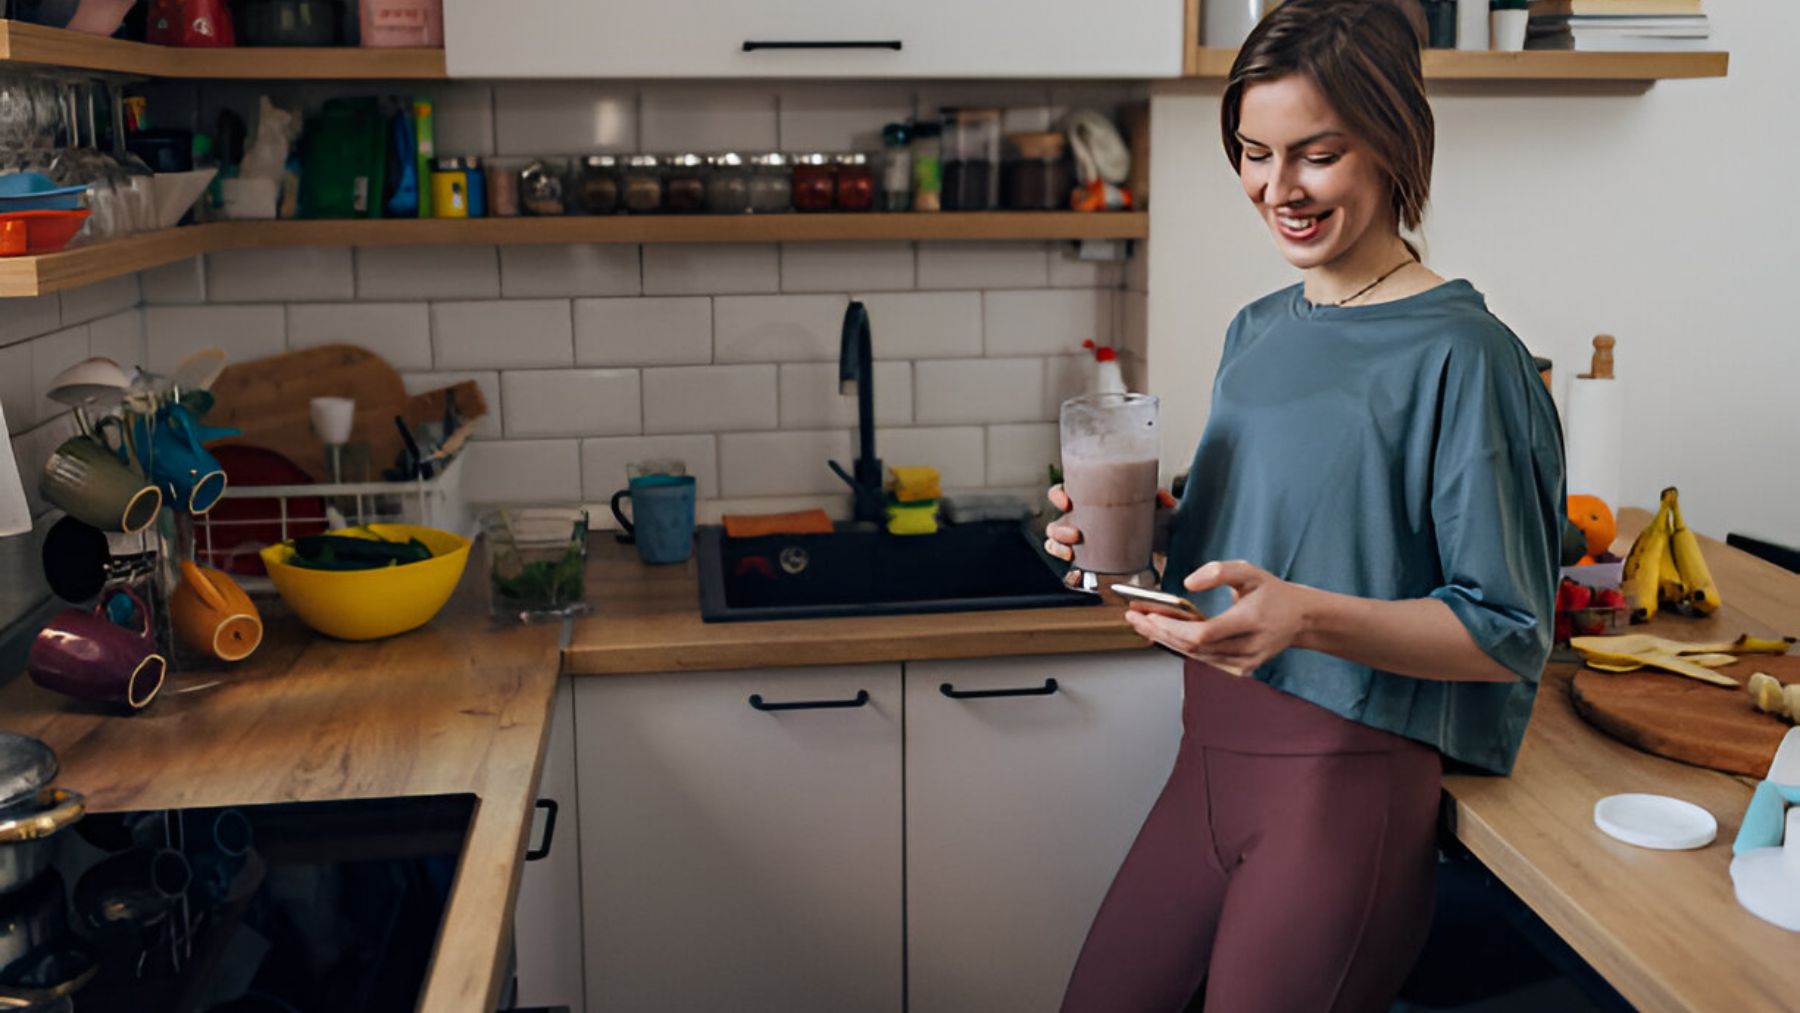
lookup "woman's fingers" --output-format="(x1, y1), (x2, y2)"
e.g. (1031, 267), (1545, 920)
(1047, 484), (1071, 512)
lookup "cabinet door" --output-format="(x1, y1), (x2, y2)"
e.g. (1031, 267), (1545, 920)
(445, 0), (1182, 78)
(574, 666), (904, 1013)
(905, 651), (1184, 1013)
(512, 676), (586, 1011)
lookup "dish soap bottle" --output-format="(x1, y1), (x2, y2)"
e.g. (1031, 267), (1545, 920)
(1084, 340), (1126, 395)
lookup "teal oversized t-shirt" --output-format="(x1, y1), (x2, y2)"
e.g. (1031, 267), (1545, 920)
(1165, 280), (1565, 774)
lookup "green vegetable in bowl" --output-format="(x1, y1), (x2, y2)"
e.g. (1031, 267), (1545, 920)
(288, 533), (434, 571)
(492, 545), (585, 607)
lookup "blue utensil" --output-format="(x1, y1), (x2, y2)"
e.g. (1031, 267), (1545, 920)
(0, 172), (88, 213)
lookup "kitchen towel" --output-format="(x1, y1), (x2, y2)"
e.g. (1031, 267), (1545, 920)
(1564, 374), (1625, 511)
(0, 399), (33, 537)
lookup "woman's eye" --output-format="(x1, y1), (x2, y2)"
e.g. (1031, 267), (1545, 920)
(1305, 154), (1341, 166)
(1243, 151), (1271, 163)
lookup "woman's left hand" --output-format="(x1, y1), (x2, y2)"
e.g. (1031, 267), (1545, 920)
(1123, 560), (1313, 675)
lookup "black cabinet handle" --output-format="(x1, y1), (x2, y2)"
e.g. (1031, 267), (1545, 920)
(526, 798), (558, 862)
(749, 689), (871, 711)
(940, 678), (1059, 700)
(742, 40), (903, 51)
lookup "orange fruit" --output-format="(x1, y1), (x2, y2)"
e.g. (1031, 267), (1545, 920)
(1566, 495), (1617, 557)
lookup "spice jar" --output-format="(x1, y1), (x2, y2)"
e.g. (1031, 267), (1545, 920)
(790, 153), (836, 213)
(910, 122), (942, 213)
(748, 153), (791, 213)
(622, 155), (664, 213)
(705, 153), (752, 214)
(833, 153), (875, 212)
(486, 157), (521, 217)
(430, 157), (472, 218)
(879, 122), (911, 212)
(1003, 132), (1073, 211)
(578, 155), (622, 214)
(664, 153), (708, 214)
(519, 159), (566, 216)
(941, 108), (1001, 211)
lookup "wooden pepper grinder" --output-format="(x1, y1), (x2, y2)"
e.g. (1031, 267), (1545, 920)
(1579, 334), (1616, 380)
(1566, 334), (1624, 509)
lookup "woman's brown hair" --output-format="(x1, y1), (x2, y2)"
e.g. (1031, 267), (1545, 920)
(1221, 0), (1434, 234)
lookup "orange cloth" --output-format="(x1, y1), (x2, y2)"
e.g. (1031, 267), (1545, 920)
(722, 509), (835, 539)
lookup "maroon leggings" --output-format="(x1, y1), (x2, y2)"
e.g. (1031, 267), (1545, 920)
(1060, 659), (1442, 1013)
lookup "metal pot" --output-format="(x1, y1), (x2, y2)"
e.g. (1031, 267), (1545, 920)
(0, 871), (67, 984)
(0, 737), (56, 816)
(0, 792), (85, 899)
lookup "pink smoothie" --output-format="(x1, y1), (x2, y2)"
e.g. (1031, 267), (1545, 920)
(1064, 457), (1159, 575)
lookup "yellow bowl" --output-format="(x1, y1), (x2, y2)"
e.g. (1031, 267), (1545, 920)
(260, 524), (471, 641)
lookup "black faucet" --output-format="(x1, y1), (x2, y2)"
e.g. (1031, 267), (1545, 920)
(830, 300), (885, 525)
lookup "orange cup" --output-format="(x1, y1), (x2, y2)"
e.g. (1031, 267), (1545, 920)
(171, 560), (263, 662)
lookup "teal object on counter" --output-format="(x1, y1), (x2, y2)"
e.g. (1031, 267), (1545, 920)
(611, 474), (696, 565)
(1163, 280), (1566, 774)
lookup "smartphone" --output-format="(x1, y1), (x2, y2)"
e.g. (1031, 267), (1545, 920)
(1109, 584), (1205, 620)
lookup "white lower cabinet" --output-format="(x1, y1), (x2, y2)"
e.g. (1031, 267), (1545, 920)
(513, 675), (587, 1011)
(904, 651), (1185, 1013)
(573, 665), (905, 1013)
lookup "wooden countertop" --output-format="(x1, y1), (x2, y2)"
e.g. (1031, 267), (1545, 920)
(0, 553), (564, 1013)
(565, 536), (1149, 674)
(1442, 508), (1800, 1013)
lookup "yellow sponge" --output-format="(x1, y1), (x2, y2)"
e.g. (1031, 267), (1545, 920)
(887, 466), (941, 504)
(885, 499), (939, 536)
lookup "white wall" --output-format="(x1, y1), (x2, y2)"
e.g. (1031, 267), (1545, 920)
(1146, 0), (1799, 546)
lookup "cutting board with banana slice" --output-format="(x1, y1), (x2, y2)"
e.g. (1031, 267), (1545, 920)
(1572, 651), (1800, 777)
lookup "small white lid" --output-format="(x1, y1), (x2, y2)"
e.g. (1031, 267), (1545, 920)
(1594, 793), (1717, 851)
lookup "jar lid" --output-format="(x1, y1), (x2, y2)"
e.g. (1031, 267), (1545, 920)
(882, 122), (910, 146)
(433, 156), (470, 171)
(626, 154), (661, 168)
(0, 733), (56, 813)
(751, 152), (787, 167)
(583, 154), (620, 168)
(665, 153), (705, 168)
(708, 152), (746, 167)
(833, 152), (870, 167)
(1008, 131), (1067, 160)
(788, 152), (831, 166)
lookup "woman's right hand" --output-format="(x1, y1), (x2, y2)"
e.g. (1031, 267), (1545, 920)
(1044, 484), (1079, 562)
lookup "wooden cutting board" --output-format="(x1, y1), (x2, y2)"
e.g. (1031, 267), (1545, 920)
(1570, 653), (1800, 777)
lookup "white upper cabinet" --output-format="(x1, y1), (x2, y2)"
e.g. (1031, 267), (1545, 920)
(444, 0), (1184, 78)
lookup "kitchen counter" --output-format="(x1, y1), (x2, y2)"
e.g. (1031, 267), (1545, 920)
(565, 536), (1149, 674)
(0, 552), (564, 1013)
(1443, 509), (1800, 1013)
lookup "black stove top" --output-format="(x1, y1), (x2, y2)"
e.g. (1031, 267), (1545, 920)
(0, 793), (475, 1013)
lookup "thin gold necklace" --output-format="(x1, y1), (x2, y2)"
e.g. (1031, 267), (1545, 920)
(1333, 257), (1415, 306)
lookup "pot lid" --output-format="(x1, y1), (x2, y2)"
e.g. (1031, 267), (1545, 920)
(0, 733), (57, 812)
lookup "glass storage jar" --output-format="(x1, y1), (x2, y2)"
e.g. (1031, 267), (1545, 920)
(748, 153), (792, 213)
(941, 107), (1001, 211)
(833, 152), (875, 212)
(790, 152), (836, 213)
(1002, 131), (1072, 211)
(622, 154), (664, 213)
(664, 153), (708, 213)
(705, 152), (752, 213)
(910, 122), (942, 213)
(519, 159), (567, 216)
(577, 154), (622, 214)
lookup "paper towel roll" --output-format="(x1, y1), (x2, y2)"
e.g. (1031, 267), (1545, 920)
(1565, 375), (1625, 510)
(0, 401), (31, 537)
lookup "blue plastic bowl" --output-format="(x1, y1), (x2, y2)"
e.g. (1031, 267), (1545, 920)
(0, 173), (87, 213)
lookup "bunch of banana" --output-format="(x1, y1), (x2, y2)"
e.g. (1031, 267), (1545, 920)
(1620, 487), (1720, 621)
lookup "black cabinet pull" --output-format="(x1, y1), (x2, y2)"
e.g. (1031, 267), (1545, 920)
(742, 40), (903, 51)
(526, 798), (558, 862)
(940, 678), (1059, 700)
(748, 689), (871, 711)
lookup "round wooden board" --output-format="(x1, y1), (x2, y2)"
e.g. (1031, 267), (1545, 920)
(1570, 654), (1800, 778)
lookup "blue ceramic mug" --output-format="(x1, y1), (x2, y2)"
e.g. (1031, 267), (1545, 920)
(610, 475), (696, 565)
(100, 404), (238, 515)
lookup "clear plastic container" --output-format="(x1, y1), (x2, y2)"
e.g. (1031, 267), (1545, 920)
(482, 506), (590, 624)
(834, 152), (874, 212)
(705, 152), (752, 213)
(791, 152), (835, 212)
(748, 152), (791, 213)
(578, 154), (622, 214)
(664, 153), (708, 214)
(622, 154), (664, 213)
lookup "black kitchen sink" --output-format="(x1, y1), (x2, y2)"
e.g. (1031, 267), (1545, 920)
(697, 520), (1098, 622)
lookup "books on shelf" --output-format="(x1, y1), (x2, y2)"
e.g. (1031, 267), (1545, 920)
(1527, 8), (1711, 50)
(1529, 0), (1703, 14)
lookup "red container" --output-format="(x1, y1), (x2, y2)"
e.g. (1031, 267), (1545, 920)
(147, 0), (237, 46)
(0, 210), (92, 257)
(791, 155), (835, 213)
(834, 153), (875, 212)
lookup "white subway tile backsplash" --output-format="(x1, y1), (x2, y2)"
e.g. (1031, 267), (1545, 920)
(642, 244), (779, 296)
(494, 82), (637, 155)
(986, 423), (1061, 487)
(914, 357), (1046, 425)
(0, 295), (60, 347)
(86, 311), (143, 370)
(713, 294), (847, 363)
(431, 300), (572, 370)
(581, 434), (719, 501)
(642, 84), (778, 153)
(419, 82), (496, 156)
(16, 414), (80, 518)
(574, 297), (711, 367)
(857, 291), (982, 359)
(779, 362), (911, 430)
(30, 325), (89, 426)
(1049, 247), (1124, 288)
(878, 426), (985, 489)
(719, 430), (851, 497)
(287, 303), (433, 371)
(702, 495), (849, 525)
(1048, 83), (1135, 125)
(500, 245), (641, 299)
(462, 440), (582, 504)
(780, 242), (914, 294)
(0, 513), (51, 627)
(357, 246), (501, 301)
(502, 369), (641, 438)
(58, 275), (139, 326)
(643, 365), (777, 435)
(402, 371), (503, 439)
(207, 248), (355, 303)
(1120, 291), (1148, 363)
(1042, 354), (1091, 419)
(984, 289), (1115, 356)
(144, 306), (286, 373)
(0, 343), (34, 432)
(777, 84), (913, 152)
(1125, 241), (1149, 293)
(916, 242), (1049, 290)
(915, 84), (1053, 132)
(139, 258), (206, 305)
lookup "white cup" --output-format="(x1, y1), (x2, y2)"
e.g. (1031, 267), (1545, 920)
(1456, 0), (1489, 50)
(309, 397), (356, 446)
(1490, 9), (1529, 51)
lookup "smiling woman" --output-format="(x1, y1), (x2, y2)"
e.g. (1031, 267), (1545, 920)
(1049, 1), (1567, 1011)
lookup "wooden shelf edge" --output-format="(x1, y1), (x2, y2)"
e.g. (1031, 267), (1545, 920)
(0, 20), (444, 78)
(0, 213), (1149, 297)
(1187, 46), (1727, 80)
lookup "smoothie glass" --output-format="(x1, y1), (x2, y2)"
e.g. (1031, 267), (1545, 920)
(1059, 393), (1160, 592)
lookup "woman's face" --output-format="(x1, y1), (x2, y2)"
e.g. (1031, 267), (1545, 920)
(1235, 74), (1395, 271)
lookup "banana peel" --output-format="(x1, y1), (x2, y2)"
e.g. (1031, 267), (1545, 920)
(1569, 631), (1798, 688)
(1579, 651), (1740, 687)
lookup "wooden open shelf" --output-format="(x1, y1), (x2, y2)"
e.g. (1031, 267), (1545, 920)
(1186, 46), (1728, 80)
(0, 20), (445, 78)
(0, 212), (1149, 297)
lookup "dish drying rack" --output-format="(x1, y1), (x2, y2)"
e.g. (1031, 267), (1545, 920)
(193, 454), (471, 591)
